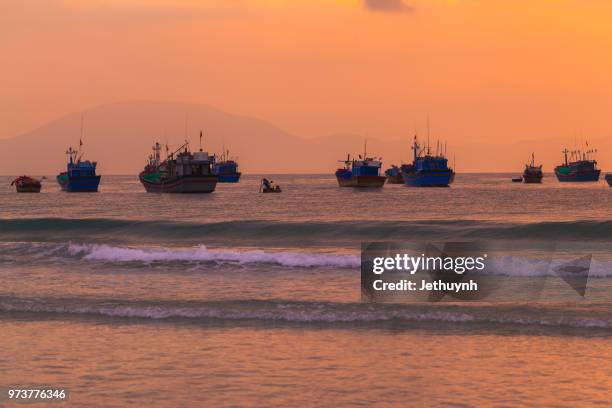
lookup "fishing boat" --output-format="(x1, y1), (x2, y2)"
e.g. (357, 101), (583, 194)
(11, 176), (41, 193)
(212, 148), (241, 183)
(384, 165), (404, 184)
(606, 174), (612, 187)
(401, 135), (455, 187)
(139, 141), (218, 193)
(56, 145), (101, 192)
(335, 141), (386, 188)
(522, 153), (543, 183)
(554, 146), (600, 182)
(260, 178), (282, 193)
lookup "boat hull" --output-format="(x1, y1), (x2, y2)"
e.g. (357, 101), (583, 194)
(15, 184), (41, 193)
(606, 174), (612, 187)
(401, 171), (454, 187)
(216, 173), (241, 183)
(386, 174), (404, 184)
(522, 174), (543, 184)
(57, 175), (101, 192)
(140, 175), (218, 193)
(12, 177), (42, 193)
(336, 175), (386, 188)
(554, 169), (600, 182)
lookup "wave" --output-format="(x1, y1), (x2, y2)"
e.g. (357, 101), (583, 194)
(2, 218), (612, 244)
(66, 243), (360, 268)
(1, 297), (610, 330)
(2, 241), (612, 276)
(487, 256), (612, 278)
(0, 242), (359, 269)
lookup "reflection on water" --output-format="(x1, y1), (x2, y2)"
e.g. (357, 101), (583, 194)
(1, 174), (611, 223)
(1, 320), (610, 407)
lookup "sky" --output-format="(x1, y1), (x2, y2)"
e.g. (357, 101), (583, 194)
(1, 0), (612, 159)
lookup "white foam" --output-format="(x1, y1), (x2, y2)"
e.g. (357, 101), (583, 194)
(486, 256), (612, 277)
(67, 243), (360, 269)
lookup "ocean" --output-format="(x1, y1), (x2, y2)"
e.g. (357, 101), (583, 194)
(1, 174), (611, 407)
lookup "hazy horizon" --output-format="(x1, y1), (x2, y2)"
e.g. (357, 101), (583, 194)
(1, 99), (611, 175)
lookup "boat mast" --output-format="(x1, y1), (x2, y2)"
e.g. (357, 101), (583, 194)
(184, 113), (188, 141)
(153, 142), (161, 166)
(77, 114), (84, 162)
(66, 147), (76, 165)
(563, 148), (569, 165)
(427, 116), (431, 156)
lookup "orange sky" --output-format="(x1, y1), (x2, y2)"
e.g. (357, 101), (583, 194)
(2, 0), (611, 150)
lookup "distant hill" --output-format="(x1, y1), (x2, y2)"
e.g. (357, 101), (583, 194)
(0, 100), (610, 174)
(0, 101), (312, 175)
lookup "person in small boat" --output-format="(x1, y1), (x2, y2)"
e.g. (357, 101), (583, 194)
(261, 178), (281, 192)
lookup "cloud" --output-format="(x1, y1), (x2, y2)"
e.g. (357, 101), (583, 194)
(364, 0), (414, 13)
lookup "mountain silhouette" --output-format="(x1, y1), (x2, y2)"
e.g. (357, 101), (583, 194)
(0, 100), (609, 175)
(0, 100), (311, 175)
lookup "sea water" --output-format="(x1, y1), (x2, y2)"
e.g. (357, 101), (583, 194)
(1, 174), (611, 407)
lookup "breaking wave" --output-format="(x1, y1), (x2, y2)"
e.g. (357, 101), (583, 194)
(0, 242), (359, 269)
(486, 256), (612, 278)
(2, 241), (612, 276)
(66, 243), (360, 268)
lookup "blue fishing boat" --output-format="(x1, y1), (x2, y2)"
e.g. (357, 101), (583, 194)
(401, 135), (455, 187)
(384, 165), (404, 184)
(335, 141), (386, 188)
(554, 146), (600, 182)
(56, 146), (101, 192)
(139, 141), (218, 194)
(521, 153), (543, 183)
(212, 148), (241, 183)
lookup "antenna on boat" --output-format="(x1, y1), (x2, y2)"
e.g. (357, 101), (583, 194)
(562, 148), (569, 165)
(184, 113), (188, 141)
(341, 153), (352, 168)
(77, 114), (85, 162)
(199, 130), (203, 152)
(426, 115), (431, 156)
(80, 113), (84, 142)
(574, 133), (577, 153)
(363, 138), (368, 160)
